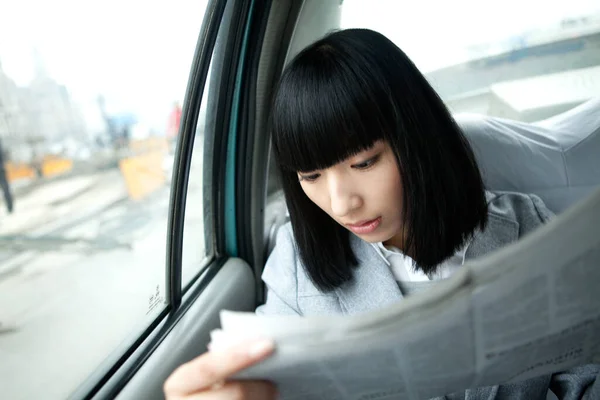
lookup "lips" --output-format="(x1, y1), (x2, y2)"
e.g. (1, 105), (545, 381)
(345, 217), (381, 235)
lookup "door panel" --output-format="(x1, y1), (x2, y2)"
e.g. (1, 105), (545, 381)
(115, 258), (254, 400)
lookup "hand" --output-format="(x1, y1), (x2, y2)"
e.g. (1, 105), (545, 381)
(164, 339), (277, 399)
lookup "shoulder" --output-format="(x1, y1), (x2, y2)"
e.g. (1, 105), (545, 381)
(259, 222), (332, 315)
(259, 222), (359, 315)
(261, 222), (299, 288)
(255, 223), (302, 315)
(263, 222), (349, 296)
(486, 190), (554, 231)
(467, 191), (554, 259)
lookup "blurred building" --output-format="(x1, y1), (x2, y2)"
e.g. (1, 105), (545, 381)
(0, 51), (89, 164)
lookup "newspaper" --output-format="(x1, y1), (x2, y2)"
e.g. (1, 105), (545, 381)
(210, 188), (600, 400)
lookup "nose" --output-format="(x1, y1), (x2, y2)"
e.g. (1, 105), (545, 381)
(328, 174), (361, 218)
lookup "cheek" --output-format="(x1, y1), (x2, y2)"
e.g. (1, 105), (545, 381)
(393, 170), (404, 198)
(378, 166), (404, 209)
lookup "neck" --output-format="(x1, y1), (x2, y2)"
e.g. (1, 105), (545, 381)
(383, 230), (413, 257)
(383, 236), (403, 250)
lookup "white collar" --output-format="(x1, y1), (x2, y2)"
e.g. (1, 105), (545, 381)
(370, 242), (430, 281)
(370, 239), (472, 281)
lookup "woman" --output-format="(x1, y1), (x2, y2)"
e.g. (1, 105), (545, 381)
(164, 29), (597, 399)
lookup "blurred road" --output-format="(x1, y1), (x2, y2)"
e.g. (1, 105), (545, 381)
(0, 143), (206, 399)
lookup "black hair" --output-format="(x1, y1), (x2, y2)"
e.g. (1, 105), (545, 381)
(270, 28), (487, 292)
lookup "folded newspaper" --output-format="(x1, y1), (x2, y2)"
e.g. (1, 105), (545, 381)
(210, 188), (600, 400)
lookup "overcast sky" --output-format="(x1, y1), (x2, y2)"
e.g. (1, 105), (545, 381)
(0, 0), (598, 130)
(0, 0), (207, 129)
(342, 0), (600, 72)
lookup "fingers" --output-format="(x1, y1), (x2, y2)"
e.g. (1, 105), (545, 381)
(164, 339), (275, 396)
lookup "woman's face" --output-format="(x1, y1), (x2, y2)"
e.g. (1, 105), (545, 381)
(298, 140), (405, 247)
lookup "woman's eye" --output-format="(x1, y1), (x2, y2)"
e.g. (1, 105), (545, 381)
(353, 155), (379, 170)
(299, 173), (320, 182)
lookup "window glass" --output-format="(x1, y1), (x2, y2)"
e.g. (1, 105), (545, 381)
(0, 1), (209, 398)
(181, 63), (213, 288)
(342, 0), (600, 121)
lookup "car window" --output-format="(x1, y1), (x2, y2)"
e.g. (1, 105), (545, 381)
(341, 0), (600, 121)
(182, 65), (213, 288)
(0, 1), (209, 398)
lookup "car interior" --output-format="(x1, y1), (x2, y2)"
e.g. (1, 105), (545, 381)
(1, 0), (598, 399)
(89, 1), (600, 399)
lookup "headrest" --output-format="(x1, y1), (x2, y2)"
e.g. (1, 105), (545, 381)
(458, 98), (600, 213)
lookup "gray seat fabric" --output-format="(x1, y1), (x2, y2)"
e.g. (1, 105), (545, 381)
(458, 97), (600, 214)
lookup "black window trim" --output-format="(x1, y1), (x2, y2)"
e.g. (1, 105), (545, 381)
(167, 0), (228, 310)
(235, 0), (272, 280)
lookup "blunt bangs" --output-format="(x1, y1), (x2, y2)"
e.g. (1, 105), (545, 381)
(271, 43), (392, 173)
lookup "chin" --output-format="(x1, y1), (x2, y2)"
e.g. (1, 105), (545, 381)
(354, 230), (393, 244)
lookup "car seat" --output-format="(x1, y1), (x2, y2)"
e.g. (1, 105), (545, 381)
(459, 97), (600, 214)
